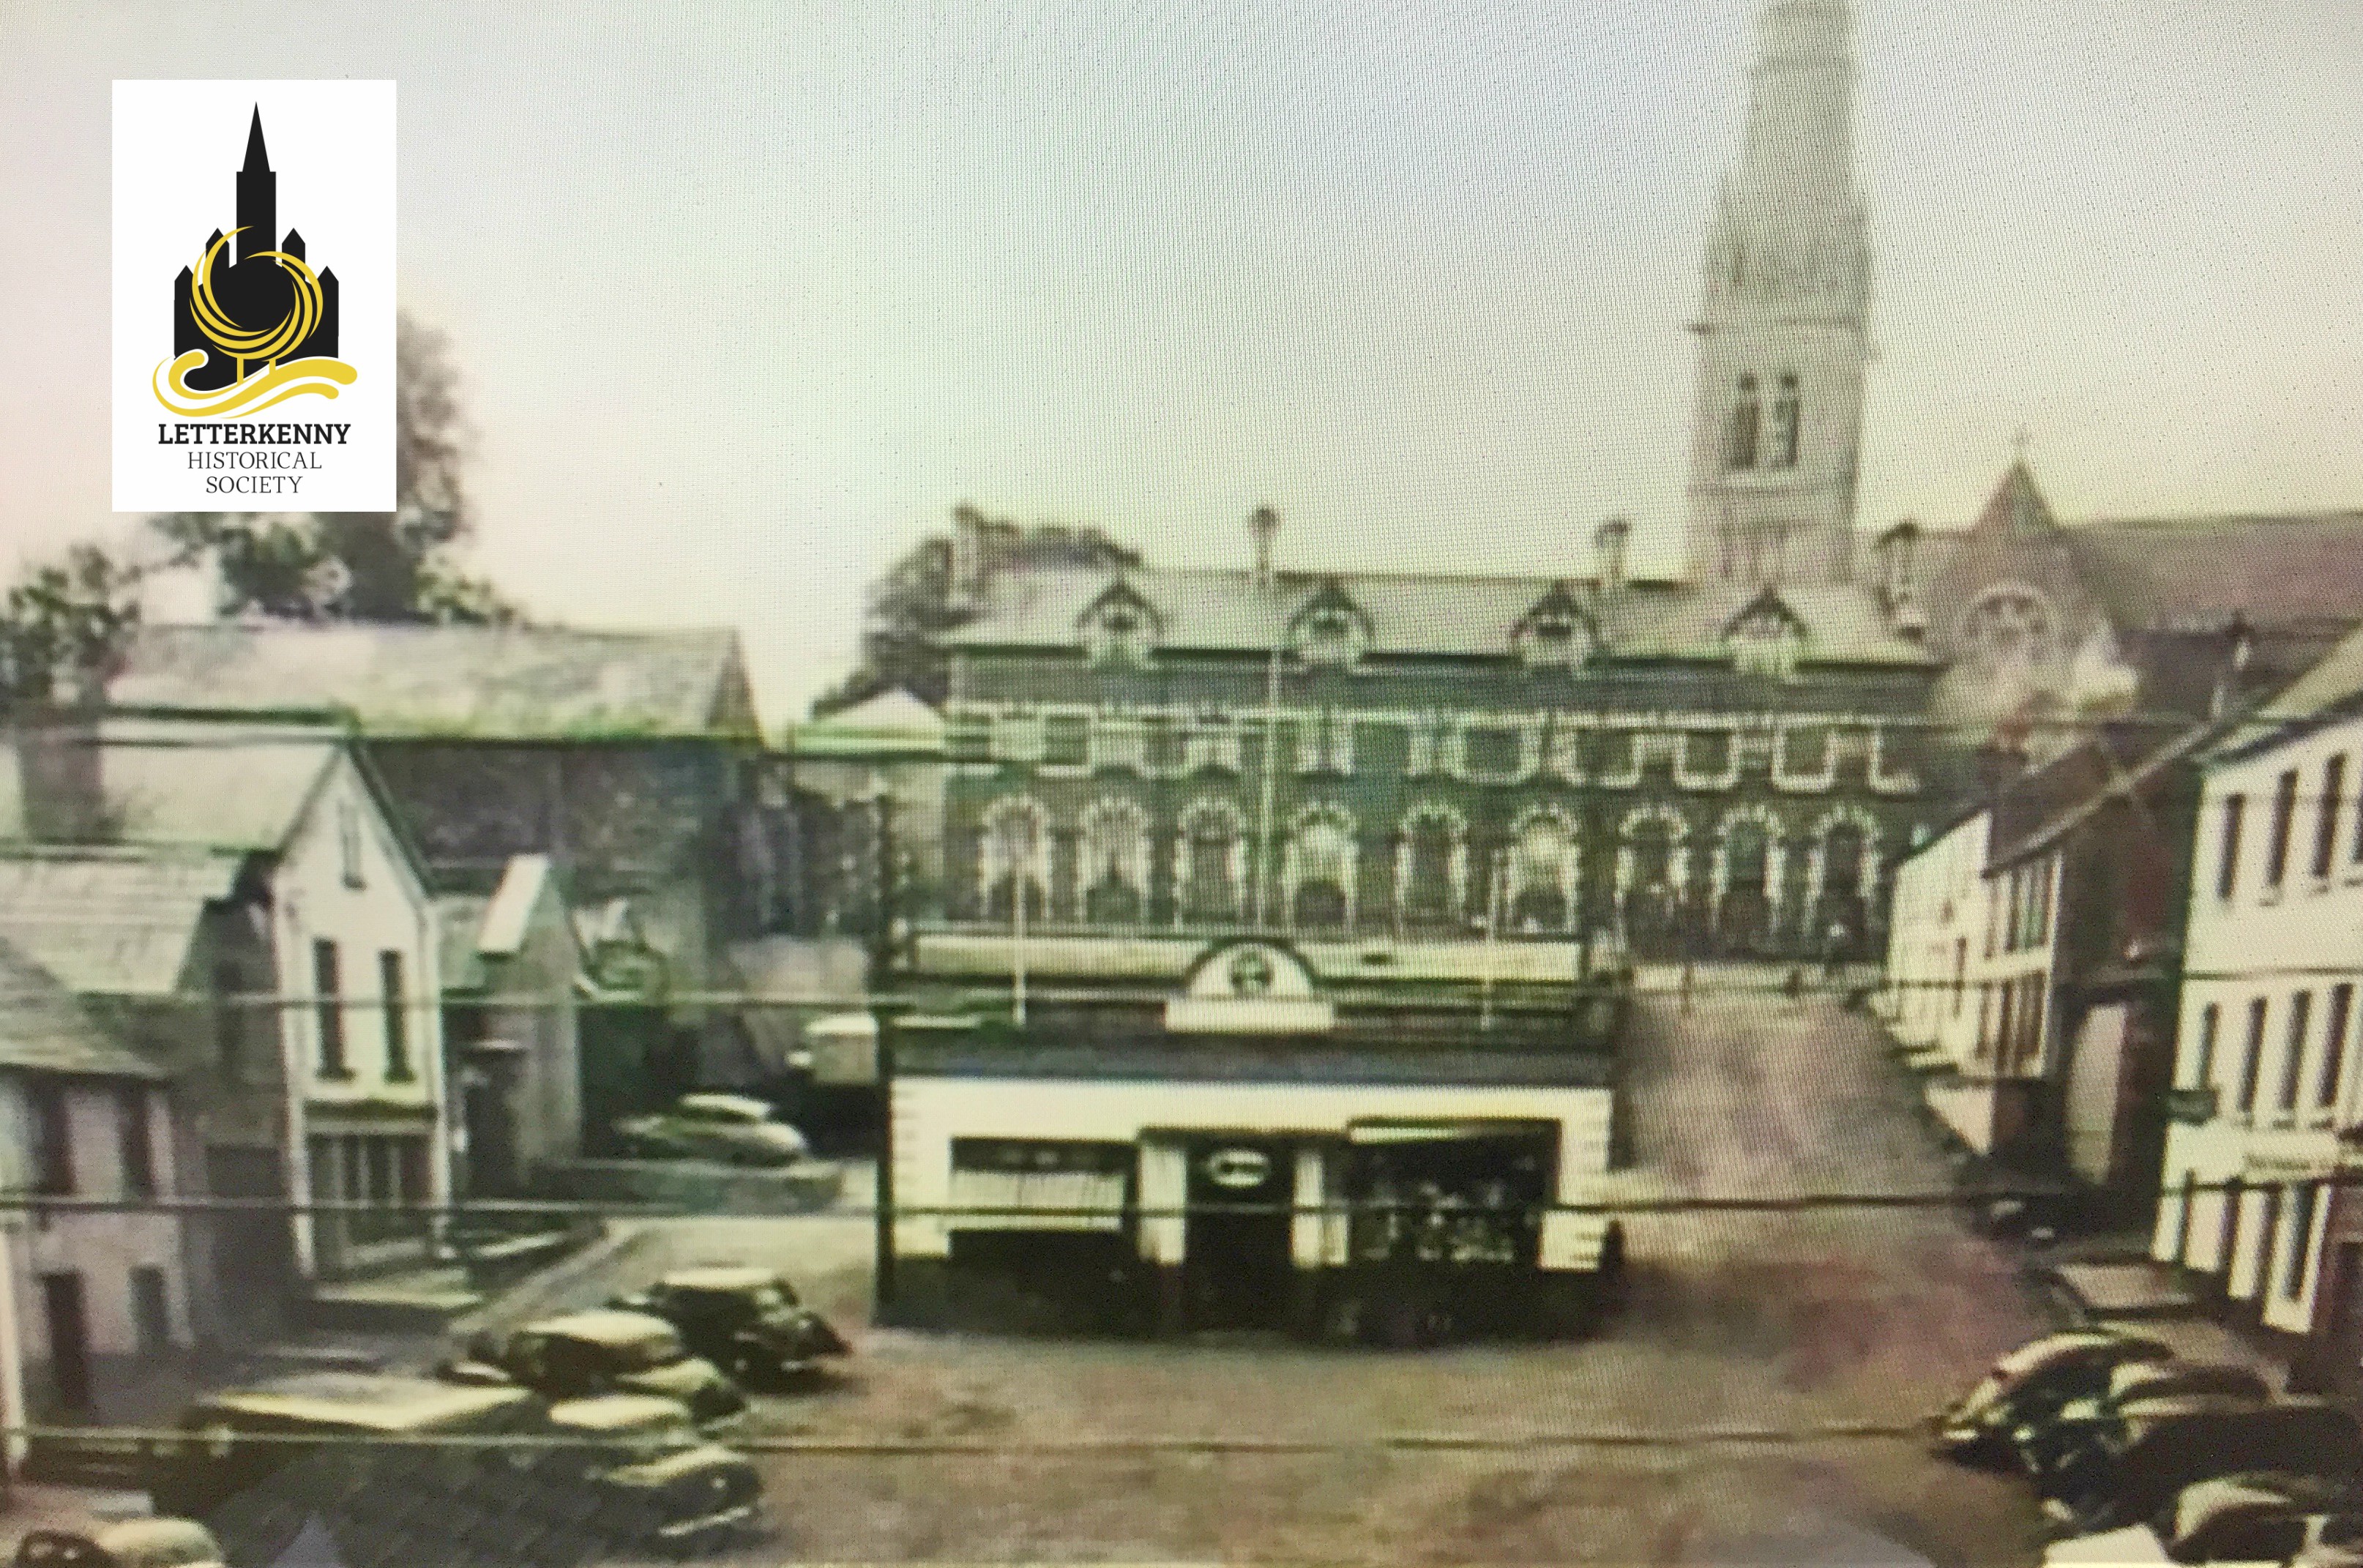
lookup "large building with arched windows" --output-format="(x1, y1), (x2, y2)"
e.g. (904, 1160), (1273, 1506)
(922, 0), (1935, 968)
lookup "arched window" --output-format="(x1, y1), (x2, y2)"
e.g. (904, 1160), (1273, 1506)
(1078, 799), (1149, 926)
(1506, 810), (1578, 933)
(1398, 808), (1466, 930)
(1285, 809), (1356, 933)
(978, 796), (1049, 922)
(1727, 374), (1761, 471)
(1771, 373), (1801, 468)
(1178, 800), (1244, 924)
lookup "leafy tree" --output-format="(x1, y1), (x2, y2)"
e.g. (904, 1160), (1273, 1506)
(813, 504), (1142, 715)
(0, 544), (143, 714)
(152, 313), (523, 624)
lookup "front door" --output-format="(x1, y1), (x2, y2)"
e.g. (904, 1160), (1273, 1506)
(40, 1273), (90, 1414)
(1182, 1138), (1294, 1331)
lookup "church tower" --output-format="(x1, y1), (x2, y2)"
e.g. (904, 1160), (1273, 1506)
(1682, 0), (1871, 590)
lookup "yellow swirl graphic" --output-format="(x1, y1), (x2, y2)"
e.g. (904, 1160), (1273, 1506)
(155, 225), (354, 417)
(190, 227), (323, 362)
(152, 351), (357, 418)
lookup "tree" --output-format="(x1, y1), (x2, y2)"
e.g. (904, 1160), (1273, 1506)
(152, 313), (524, 624)
(0, 544), (143, 715)
(813, 504), (1143, 715)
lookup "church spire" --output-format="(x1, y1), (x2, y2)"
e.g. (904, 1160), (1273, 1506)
(242, 105), (270, 173)
(1679, 0), (1872, 592)
(235, 106), (277, 266)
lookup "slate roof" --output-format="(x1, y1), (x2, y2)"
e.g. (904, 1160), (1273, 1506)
(2247, 619), (2363, 731)
(1914, 466), (2363, 639)
(112, 624), (761, 740)
(0, 717), (340, 853)
(0, 846), (243, 997)
(0, 938), (165, 1080)
(947, 564), (1935, 667)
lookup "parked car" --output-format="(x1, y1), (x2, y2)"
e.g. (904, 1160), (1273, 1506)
(13, 1520), (225, 1568)
(2045, 1471), (2363, 1564)
(529, 1395), (764, 1554)
(1933, 1330), (2174, 1465)
(613, 1094), (810, 1167)
(442, 1309), (748, 1432)
(145, 1374), (546, 1567)
(2043, 1399), (2363, 1536)
(2015, 1361), (2274, 1482)
(612, 1266), (849, 1387)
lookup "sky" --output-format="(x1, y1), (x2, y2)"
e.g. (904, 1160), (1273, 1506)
(4, 1), (2361, 723)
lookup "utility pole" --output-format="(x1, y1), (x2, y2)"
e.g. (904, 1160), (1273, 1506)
(1252, 642), (1283, 930)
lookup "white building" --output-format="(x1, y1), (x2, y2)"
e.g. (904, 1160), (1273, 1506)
(0, 938), (190, 1450)
(1, 717), (449, 1284)
(885, 938), (1620, 1343)
(2152, 632), (2363, 1340)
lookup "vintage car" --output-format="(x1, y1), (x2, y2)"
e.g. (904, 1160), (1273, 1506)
(2045, 1472), (2363, 1564)
(441, 1309), (747, 1431)
(613, 1094), (810, 1167)
(2043, 1398), (2363, 1536)
(611, 1266), (849, 1386)
(12, 1520), (225, 1568)
(1933, 1330), (2175, 1465)
(2015, 1360), (2274, 1481)
(527, 1395), (764, 1553)
(144, 1374), (547, 1567)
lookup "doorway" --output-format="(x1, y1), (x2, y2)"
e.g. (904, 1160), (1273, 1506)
(40, 1273), (90, 1414)
(1181, 1138), (1294, 1330)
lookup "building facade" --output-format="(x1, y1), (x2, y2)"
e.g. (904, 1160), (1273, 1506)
(2151, 635), (2363, 1345)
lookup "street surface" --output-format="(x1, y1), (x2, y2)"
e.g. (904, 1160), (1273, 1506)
(595, 984), (2057, 1565)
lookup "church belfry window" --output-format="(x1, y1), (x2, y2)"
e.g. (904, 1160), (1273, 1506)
(1771, 373), (1801, 468)
(1727, 375), (1761, 471)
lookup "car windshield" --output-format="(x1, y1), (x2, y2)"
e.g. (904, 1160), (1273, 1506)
(747, 1283), (794, 1312)
(603, 1329), (687, 1370)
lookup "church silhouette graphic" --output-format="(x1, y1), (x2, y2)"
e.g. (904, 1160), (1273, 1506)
(171, 108), (340, 392)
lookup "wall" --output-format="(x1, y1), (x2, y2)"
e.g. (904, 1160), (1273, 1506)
(0, 1074), (193, 1421)
(1883, 810), (1990, 1061)
(2152, 707), (2363, 1333)
(889, 1072), (1614, 1269)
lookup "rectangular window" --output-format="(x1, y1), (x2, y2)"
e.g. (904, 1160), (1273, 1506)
(2279, 991), (2313, 1113)
(313, 939), (347, 1078)
(1975, 984), (1993, 1060)
(379, 951), (412, 1082)
(945, 712), (991, 762)
(2193, 1002), (2221, 1088)
(2317, 756), (2348, 879)
(2013, 974), (2047, 1071)
(2217, 793), (2245, 899)
(1951, 938), (1968, 1016)
(1462, 726), (1522, 780)
(2266, 769), (2299, 888)
(337, 799), (365, 888)
(1777, 725), (1829, 777)
(2321, 985), (2353, 1111)
(1681, 730), (1731, 777)
(2032, 859), (2055, 945)
(1354, 722), (1410, 778)
(212, 962), (241, 1075)
(130, 1267), (171, 1357)
(2285, 1182), (2319, 1300)
(1042, 714), (1089, 767)
(2237, 997), (2269, 1113)
(116, 1086), (155, 1199)
(29, 1083), (74, 1196)
(1143, 715), (1184, 773)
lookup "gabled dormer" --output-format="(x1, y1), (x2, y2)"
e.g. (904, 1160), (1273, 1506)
(1512, 582), (1599, 669)
(1287, 579), (1371, 669)
(1722, 587), (1808, 678)
(1078, 578), (1162, 667)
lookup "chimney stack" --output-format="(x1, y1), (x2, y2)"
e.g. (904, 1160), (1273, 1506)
(1249, 505), (1280, 589)
(1594, 518), (1631, 594)
(13, 703), (106, 843)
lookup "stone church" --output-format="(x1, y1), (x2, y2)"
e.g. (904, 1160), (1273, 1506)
(922, 0), (2363, 965)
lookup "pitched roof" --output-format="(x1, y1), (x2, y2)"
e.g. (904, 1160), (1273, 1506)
(0, 717), (341, 854)
(1918, 466), (2363, 638)
(438, 855), (570, 990)
(0, 938), (165, 1080)
(2250, 619), (2363, 729)
(111, 623), (761, 740)
(946, 565), (1935, 667)
(789, 689), (947, 758)
(0, 846), (244, 997)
